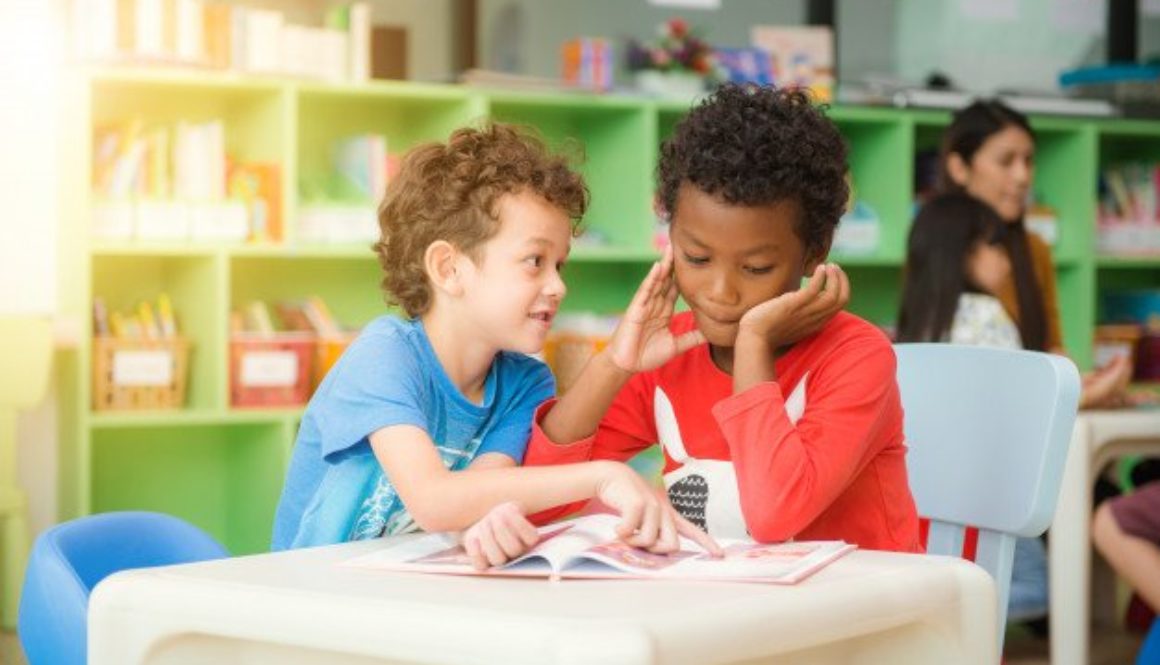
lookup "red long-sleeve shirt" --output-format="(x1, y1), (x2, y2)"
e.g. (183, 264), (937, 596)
(525, 311), (922, 553)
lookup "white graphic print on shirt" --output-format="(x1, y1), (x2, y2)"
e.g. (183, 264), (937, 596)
(657, 375), (808, 539)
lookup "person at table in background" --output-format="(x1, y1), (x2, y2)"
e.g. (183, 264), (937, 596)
(1093, 480), (1160, 656)
(938, 99), (1131, 408)
(520, 84), (922, 553)
(896, 191), (1053, 625)
(271, 123), (719, 565)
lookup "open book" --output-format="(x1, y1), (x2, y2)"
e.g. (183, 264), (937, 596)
(344, 514), (855, 584)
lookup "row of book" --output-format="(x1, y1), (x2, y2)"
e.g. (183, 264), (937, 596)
(1098, 163), (1160, 255)
(92, 294), (347, 340)
(333, 134), (393, 204)
(93, 294), (179, 339)
(92, 116), (282, 242)
(232, 297), (343, 338)
(72, 0), (371, 83)
(1100, 163), (1160, 224)
(94, 118), (226, 201)
(297, 134), (398, 244)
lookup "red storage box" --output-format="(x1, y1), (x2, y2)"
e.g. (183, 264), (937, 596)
(230, 333), (315, 408)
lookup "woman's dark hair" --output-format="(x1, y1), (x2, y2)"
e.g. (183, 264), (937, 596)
(938, 99), (1047, 351)
(897, 192), (1007, 343)
(657, 84), (849, 259)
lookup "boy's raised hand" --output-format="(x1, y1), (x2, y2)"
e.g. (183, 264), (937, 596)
(461, 501), (540, 571)
(737, 263), (849, 351)
(605, 244), (706, 374)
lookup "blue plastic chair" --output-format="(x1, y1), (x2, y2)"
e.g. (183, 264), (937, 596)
(1141, 618), (1160, 665)
(17, 511), (228, 665)
(895, 344), (1080, 658)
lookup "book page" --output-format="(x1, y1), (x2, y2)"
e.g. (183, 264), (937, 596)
(659, 540), (854, 582)
(344, 521), (590, 576)
(343, 514), (852, 584)
(568, 540), (700, 575)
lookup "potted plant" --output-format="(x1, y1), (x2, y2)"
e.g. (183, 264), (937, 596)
(626, 18), (717, 98)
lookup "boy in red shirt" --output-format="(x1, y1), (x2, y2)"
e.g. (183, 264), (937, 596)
(524, 84), (921, 552)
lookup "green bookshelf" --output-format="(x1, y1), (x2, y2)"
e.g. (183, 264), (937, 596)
(59, 67), (1160, 554)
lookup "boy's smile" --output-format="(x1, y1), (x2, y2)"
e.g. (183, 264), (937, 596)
(669, 183), (819, 361)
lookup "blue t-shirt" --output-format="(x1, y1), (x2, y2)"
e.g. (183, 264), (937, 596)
(271, 315), (555, 550)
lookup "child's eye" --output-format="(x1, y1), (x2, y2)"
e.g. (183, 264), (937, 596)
(524, 255), (543, 268)
(555, 260), (566, 272)
(683, 253), (709, 266)
(744, 265), (774, 275)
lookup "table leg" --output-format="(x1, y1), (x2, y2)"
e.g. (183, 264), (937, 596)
(1050, 419), (1092, 665)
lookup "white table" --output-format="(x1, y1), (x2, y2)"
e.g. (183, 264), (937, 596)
(90, 540), (997, 665)
(1050, 410), (1160, 665)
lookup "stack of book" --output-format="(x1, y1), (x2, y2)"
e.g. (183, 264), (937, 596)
(72, 0), (371, 83)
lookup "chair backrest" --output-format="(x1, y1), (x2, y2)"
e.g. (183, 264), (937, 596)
(18, 511), (228, 665)
(895, 344), (1079, 653)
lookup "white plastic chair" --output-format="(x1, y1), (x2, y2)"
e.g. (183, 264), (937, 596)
(895, 343), (1080, 658)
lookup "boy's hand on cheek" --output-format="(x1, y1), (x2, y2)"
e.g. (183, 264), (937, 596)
(737, 263), (849, 351)
(461, 501), (540, 571)
(606, 244), (705, 373)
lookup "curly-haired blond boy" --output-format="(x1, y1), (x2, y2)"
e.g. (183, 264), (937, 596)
(273, 124), (716, 565)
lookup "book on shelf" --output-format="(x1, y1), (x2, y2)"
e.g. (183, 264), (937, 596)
(343, 513), (855, 584)
(72, 0), (369, 82)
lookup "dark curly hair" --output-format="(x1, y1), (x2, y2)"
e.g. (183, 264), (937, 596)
(375, 123), (588, 317)
(658, 84), (849, 258)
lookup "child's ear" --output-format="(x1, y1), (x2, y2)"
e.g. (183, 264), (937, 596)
(946, 153), (971, 188)
(424, 240), (465, 297)
(802, 237), (832, 274)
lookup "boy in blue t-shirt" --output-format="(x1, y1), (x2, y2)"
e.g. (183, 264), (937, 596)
(273, 124), (718, 564)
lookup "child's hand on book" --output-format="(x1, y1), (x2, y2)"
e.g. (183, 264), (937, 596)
(737, 263), (849, 351)
(461, 501), (540, 571)
(605, 244), (706, 374)
(594, 461), (723, 556)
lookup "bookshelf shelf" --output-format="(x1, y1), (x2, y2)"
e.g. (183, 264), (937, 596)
(89, 408), (301, 429)
(1097, 256), (1160, 269)
(830, 254), (904, 267)
(62, 70), (1160, 555)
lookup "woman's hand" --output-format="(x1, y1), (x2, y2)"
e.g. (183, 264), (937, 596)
(1080, 354), (1133, 409)
(603, 244), (706, 374)
(736, 263), (850, 352)
(461, 501), (540, 570)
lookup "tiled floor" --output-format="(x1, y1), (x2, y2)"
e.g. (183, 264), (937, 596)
(0, 625), (1145, 664)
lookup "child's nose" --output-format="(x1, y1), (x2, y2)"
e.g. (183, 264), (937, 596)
(544, 269), (566, 299)
(708, 270), (739, 305)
